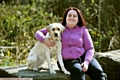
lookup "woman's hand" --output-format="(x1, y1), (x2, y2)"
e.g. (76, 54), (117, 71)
(81, 62), (88, 72)
(44, 37), (55, 48)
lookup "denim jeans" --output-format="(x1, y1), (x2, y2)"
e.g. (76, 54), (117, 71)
(57, 56), (106, 80)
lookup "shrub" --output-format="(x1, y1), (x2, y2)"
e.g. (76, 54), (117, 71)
(0, 3), (60, 66)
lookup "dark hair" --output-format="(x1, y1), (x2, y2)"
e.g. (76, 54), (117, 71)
(61, 7), (86, 27)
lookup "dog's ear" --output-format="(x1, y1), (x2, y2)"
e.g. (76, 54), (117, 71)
(59, 24), (65, 33)
(46, 24), (52, 32)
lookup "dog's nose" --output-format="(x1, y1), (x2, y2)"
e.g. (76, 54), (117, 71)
(54, 33), (58, 37)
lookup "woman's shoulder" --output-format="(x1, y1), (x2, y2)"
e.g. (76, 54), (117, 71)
(80, 26), (89, 34)
(80, 26), (87, 30)
(77, 25), (86, 28)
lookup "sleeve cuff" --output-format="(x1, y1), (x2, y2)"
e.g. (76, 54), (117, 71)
(40, 37), (45, 43)
(84, 59), (90, 65)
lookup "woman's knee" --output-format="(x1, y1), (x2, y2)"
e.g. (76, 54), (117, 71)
(72, 63), (83, 74)
(71, 63), (85, 80)
(89, 58), (104, 72)
(87, 58), (106, 80)
(60, 61), (85, 80)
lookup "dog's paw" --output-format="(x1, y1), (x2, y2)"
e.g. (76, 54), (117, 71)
(27, 67), (38, 71)
(33, 68), (38, 71)
(50, 69), (56, 74)
(63, 70), (70, 75)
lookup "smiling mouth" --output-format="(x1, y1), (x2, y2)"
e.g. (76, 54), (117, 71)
(69, 20), (75, 22)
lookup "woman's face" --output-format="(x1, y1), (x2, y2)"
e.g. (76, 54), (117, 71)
(66, 10), (78, 28)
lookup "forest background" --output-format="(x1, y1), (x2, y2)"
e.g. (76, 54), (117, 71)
(0, 0), (120, 66)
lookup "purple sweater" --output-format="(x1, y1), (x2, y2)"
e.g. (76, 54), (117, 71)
(35, 25), (95, 65)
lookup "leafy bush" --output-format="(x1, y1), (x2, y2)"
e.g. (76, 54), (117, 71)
(0, 3), (60, 66)
(41, 0), (120, 52)
(0, 0), (119, 66)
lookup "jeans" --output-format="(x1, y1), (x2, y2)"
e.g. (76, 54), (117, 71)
(57, 56), (106, 80)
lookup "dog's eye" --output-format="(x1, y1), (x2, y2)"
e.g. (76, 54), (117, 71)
(52, 28), (55, 31)
(57, 28), (60, 31)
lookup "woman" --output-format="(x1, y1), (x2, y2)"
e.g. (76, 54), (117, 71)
(35, 7), (106, 80)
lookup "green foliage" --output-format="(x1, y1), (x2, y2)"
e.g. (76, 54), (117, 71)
(0, 0), (119, 66)
(0, 3), (60, 66)
(41, 0), (120, 52)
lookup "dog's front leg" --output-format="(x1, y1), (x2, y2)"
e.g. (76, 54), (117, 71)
(46, 51), (56, 74)
(57, 50), (70, 75)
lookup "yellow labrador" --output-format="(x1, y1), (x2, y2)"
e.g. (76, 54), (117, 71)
(27, 23), (70, 74)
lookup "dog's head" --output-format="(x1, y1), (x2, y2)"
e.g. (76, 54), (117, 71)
(47, 23), (65, 41)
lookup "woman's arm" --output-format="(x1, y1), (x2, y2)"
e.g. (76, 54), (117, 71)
(35, 28), (47, 43)
(83, 27), (95, 65)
